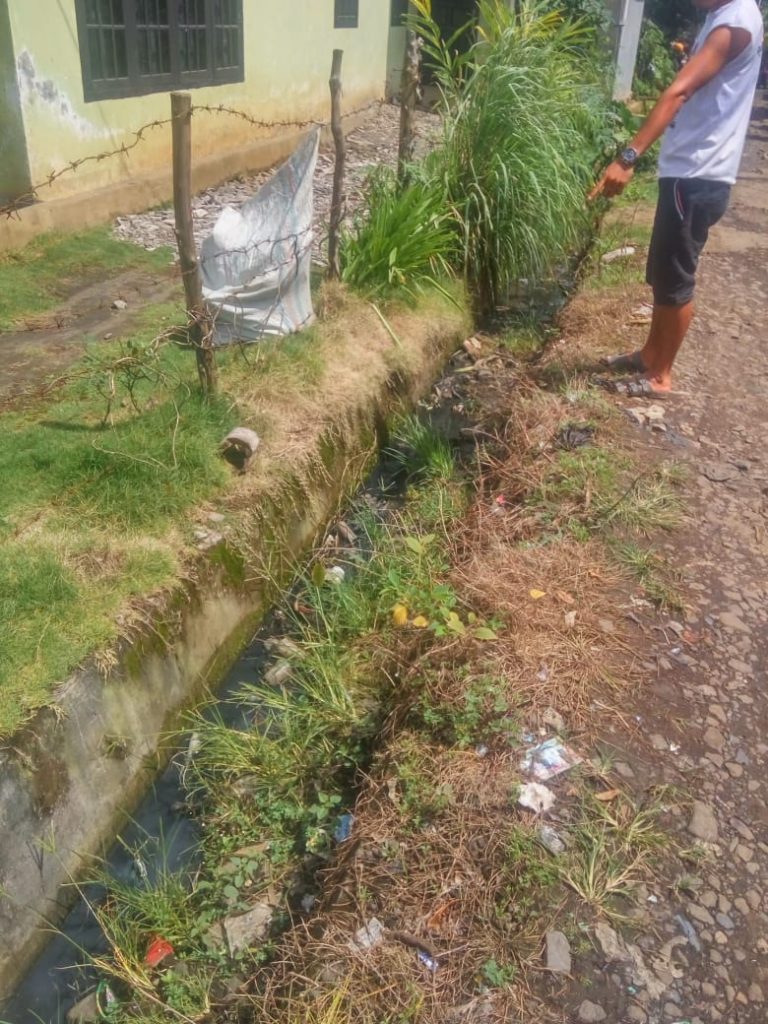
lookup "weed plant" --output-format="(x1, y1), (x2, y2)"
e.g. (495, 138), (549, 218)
(416, 0), (612, 313)
(340, 170), (457, 300)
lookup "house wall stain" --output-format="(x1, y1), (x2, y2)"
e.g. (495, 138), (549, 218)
(2, 0), (398, 205)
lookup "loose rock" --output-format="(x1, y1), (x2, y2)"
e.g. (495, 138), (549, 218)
(688, 801), (719, 842)
(578, 1000), (607, 1023)
(545, 930), (571, 973)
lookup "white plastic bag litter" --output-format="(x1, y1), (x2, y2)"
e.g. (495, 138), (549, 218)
(200, 129), (320, 344)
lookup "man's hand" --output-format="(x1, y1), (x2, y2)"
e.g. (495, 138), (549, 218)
(588, 160), (634, 201)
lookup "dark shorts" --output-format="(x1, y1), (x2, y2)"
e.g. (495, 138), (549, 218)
(646, 177), (731, 306)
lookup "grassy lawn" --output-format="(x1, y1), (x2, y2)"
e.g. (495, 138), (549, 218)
(0, 301), (236, 733)
(0, 228), (173, 330)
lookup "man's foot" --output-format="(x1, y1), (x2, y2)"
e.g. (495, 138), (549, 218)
(607, 375), (672, 399)
(600, 350), (647, 374)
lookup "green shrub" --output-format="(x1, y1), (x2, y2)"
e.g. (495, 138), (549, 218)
(634, 19), (677, 97)
(417, 0), (611, 313)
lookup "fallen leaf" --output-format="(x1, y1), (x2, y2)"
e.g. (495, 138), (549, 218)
(474, 626), (498, 641)
(554, 589), (575, 604)
(530, 589), (547, 600)
(595, 789), (621, 802)
(412, 615), (429, 629)
(310, 561), (326, 587)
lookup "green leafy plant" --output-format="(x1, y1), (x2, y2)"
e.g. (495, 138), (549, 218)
(413, 0), (611, 313)
(340, 169), (457, 300)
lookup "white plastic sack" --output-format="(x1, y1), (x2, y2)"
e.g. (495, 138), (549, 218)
(200, 129), (320, 344)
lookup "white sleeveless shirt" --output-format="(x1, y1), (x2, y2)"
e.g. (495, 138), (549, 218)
(658, 0), (764, 183)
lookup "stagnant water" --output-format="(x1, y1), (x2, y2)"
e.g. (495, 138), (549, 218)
(1, 633), (272, 1024)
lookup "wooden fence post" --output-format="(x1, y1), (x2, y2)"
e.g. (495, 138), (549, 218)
(398, 30), (422, 182)
(171, 91), (216, 397)
(327, 49), (346, 280)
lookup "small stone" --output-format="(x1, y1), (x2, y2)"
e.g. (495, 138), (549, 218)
(746, 889), (761, 910)
(736, 844), (753, 863)
(748, 983), (764, 1003)
(689, 801), (719, 842)
(578, 1000), (607, 1023)
(688, 903), (715, 926)
(222, 903), (274, 955)
(111, 298), (128, 310)
(626, 1007), (647, 1023)
(546, 930), (571, 973)
(716, 913), (735, 930)
(719, 611), (750, 633)
(703, 726), (726, 752)
(701, 982), (717, 998)
(650, 733), (668, 751)
(734, 897), (750, 916)
(699, 890), (718, 908)
(726, 761), (744, 778)
(598, 618), (616, 634)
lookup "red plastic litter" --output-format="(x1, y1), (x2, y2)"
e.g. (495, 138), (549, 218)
(145, 937), (174, 967)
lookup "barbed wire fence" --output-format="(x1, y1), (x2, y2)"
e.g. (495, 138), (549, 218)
(1, 41), (422, 407)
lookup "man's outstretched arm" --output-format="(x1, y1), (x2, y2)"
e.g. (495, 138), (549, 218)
(589, 24), (752, 200)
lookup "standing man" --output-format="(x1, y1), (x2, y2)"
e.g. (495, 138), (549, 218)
(590, 0), (764, 397)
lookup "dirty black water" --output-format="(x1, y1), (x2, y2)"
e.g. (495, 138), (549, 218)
(0, 639), (270, 1024)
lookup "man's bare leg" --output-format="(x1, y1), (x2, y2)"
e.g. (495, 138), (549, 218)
(638, 301), (694, 392)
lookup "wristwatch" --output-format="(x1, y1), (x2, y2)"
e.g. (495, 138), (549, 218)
(618, 146), (639, 169)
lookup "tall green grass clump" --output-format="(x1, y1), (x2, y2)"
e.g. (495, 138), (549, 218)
(417, 0), (611, 313)
(340, 168), (457, 299)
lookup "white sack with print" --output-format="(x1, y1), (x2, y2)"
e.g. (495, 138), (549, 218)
(201, 129), (319, 344)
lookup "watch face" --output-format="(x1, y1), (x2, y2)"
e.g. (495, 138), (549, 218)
(621, 147), (638, 166)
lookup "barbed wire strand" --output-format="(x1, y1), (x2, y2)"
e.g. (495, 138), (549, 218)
(0, 98), (384, 219)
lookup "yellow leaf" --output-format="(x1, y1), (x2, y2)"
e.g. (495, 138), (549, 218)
(529, 589), (547, 600)
(412, 616), (429, 629)
(392, 604), (409, 628)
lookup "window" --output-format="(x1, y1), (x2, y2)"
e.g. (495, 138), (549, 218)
(334, 0), (358, 29)
(391, 0), (409, 27)
(75, 0), (244, 101)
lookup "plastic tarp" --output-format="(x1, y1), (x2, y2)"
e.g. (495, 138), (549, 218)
(200, 128), (320, 344)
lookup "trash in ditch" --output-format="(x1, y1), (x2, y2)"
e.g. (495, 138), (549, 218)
(145, 936), (175, 968)
(556, 424), (595, 450)
(333, 813), (355, 843)
(518, 782), (556, 814)
(392, 603), (409, 627)
(325, 566), (346, 585)
(520, 737), (582, 782)
(184, 731), (201, 766)
(350, 917), (385, 951)
(601, 245), (636, 263)
(264, 660), (292, 686)
(417, 949), (439, 972)
(263, 635), (303, 659)
(674, 913), (702, 952)
(627, 301), (653, 324)
(538, 824), (566, 855)
(96, 979), (119, 1018)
